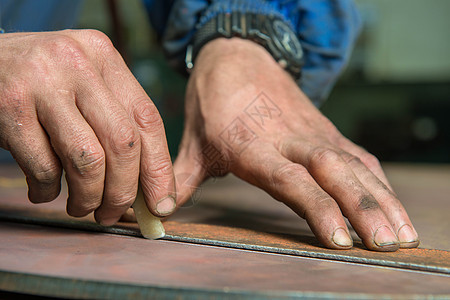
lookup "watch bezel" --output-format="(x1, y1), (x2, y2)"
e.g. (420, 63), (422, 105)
(264, 17), (303, 76)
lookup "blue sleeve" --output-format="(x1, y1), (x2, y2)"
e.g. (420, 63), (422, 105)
(146, 0), (361, 106)
(0, 0), (83, 33)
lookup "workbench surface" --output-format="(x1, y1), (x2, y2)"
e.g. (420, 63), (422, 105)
(0, 163), (449, 299)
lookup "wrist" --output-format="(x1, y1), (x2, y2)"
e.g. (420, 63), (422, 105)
(194, 37), (282, 77)
(189, 37), (302, 115)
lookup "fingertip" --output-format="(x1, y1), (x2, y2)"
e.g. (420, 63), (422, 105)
(94, 196), (136, 226)
(66, 191), (102, 218)
(399, 240), (420, 249)
(139, 154), (177, 213)
(363, 240), (400, 252)
(66, 202), (91, 218)
(94, 203), (128, 226)
(331, 227), (353, 249)
(27, 185), (60, 204)
(397, 224), (420, 248)
(23, 165), (62, 204)
(365, 225), (400, 252)
(140, 179), (177, 218)
(154, 195), (176, 217)
(97, 216), (120, 227)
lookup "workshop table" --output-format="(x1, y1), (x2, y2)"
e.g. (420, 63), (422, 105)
(0, 163), (449, 299)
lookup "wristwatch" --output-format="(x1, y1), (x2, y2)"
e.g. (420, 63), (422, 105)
(185, 12), (304, 80)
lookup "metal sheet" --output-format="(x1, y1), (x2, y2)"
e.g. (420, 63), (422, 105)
(0, 197), (449, 275)
(0, 222), (449, 299)
(2, 163), (449, 251)
(0, 163), (449, 275)
(1, 163), (450, 298)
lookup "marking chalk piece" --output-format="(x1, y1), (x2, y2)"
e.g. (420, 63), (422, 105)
(133, 187), (165, 239)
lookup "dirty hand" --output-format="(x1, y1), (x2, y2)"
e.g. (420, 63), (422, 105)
(174, 38), (419, 251)
(0, 30), (176, 225)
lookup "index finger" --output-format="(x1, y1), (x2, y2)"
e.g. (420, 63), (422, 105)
(131, 97), (176, 217)
(93, 42), (176, 217)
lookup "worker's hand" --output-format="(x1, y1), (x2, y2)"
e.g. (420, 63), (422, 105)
(174, 38), (419, 251)
(0, 30), (176, 225)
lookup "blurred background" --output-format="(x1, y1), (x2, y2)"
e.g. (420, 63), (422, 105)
(0, 0), (449, 163)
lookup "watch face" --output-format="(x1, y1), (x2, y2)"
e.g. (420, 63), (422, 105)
(272, 19), (303, 61)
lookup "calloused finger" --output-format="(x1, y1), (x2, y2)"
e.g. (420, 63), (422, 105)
(97, 45), (176, 217)
(280, 140), (400, 251)
(36, 93), (105, 218)
(6, 119), (62, 203)
(340, 152), (419, 248)
(75, 80), (141, 225)
(234, 143), (353, 249)
(130, 98), (176, 217)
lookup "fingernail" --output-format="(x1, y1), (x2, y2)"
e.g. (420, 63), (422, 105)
(398, 224), (418, 244)
(332, 228), (353, 247)
(156, 196), (176, 216)
(374, 225), (399, 247)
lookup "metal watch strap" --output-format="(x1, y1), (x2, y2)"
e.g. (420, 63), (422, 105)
(186, 12), (282, 70)
(192, 13), (269, 53)
(187, 13), (259, 70)
(186, 12), (302, 79)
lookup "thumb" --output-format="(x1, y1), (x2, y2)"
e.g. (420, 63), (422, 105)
(173, 145), (207, 207)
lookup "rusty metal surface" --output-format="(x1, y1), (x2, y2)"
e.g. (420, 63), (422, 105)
(1, 163), (450, 297)
(0, 208), (449, 275)
(1, 164), (450, 267)
(0, 221), (449, 299)
(4, 163), (448, 250)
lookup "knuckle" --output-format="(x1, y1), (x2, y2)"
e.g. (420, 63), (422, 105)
(50, 35), (90, 68)
(342, 153), (362, 165)
(109, 121), (140, 156)
(309, 147), (341, 168)
(105, 193), (135, 210)
(37, 34), (99, 79)
(143, 154), (173, 177)
(271, 163), (309, 187)
(133, 99), (164, 131)
(141, 157), (173, 194)
(361, 153), (381, 170)
(69, 143), (105, 176)
(83, 29), (116, 56)
(83, 29), (110, 41)
(31, 163), (61, 186)
(53, 34), (82, 54)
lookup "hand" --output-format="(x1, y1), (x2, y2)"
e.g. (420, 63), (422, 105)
(174, 38), (419, 251)
(0, 30), (176, 225)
